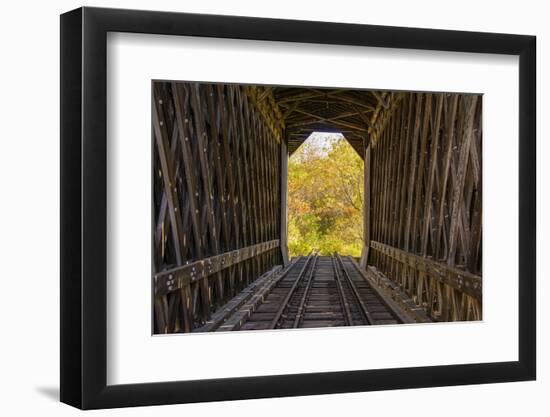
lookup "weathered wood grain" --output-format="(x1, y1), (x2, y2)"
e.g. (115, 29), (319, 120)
(153, 82), (283, 333)
(366, 92), (482, 322)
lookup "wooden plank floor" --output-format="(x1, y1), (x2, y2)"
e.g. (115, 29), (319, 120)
(204, 255), (427, 332)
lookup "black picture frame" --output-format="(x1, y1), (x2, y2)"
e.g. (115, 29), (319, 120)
(60, 6), (536, 410)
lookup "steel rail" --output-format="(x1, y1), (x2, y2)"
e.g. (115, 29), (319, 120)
(195, 257), (310, 332)
(336, 254), (375, 325)
(292, 255), (319, 328)
(268, 254), (314, 329)
(331, 255), (354, 326)
(346, 256), (415, 324)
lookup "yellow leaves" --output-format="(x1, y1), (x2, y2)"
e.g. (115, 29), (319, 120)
(288, 134), (364, 257)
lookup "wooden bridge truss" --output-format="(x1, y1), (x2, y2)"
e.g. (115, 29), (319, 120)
(153, 82), (282, 333)
(362, 92), (482, 322)
(152, 81), (482, 334)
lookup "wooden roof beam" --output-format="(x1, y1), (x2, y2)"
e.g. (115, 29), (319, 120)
(279, 102), (372, 123)
(317, 90), (376, 111)
(352, 104), (374, 130)
(275, 91), (325, 104)
(286, 108), (367, 131)
(276, 89), (347, 104)
(257, 87), (272, 103)
(372, 91), (390, 109)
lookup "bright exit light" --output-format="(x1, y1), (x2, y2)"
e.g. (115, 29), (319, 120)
(288, 132), (364, 257)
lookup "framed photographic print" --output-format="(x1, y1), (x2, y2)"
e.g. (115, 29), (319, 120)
(60, 6), (536, 409)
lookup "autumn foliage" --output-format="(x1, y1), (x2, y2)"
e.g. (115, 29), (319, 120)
(288, 134), (363, 257)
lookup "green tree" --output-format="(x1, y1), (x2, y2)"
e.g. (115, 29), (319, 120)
(288, 134), (363, 257)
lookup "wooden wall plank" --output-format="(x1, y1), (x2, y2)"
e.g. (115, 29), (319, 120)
(153, 82), (283, 333)
(366, 92), (482, 322)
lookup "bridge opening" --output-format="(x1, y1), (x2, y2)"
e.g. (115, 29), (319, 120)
(288, 132), (363, 258)
(153, 81), (483, 334)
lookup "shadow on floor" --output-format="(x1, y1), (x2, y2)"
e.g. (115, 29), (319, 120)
(36, 386), (59, 401)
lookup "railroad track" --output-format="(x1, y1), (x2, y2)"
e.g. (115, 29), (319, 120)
(238, 254), (406, 331)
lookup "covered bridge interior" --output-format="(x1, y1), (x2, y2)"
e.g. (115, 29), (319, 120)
(153, 82), (482, 333)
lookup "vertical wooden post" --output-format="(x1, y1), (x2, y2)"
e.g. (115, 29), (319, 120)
(280, 136), (290, 265)
(360, 138), (371, 269)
